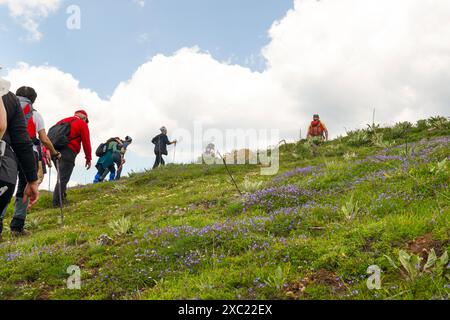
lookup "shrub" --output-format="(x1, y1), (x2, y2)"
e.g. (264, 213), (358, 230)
(427, 116), (450, 130)
(108, 216), (133, 236)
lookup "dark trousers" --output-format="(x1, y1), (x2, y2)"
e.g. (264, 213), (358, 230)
(0, 181), (16, 235)
(99, 164), (116, 181)
(153, 153), (165, 169)
(9, 151), (39, 232)
(116, 166), (123, 180)
(53, 147), (77, 207)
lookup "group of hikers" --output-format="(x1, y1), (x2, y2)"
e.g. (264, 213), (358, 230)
(0, 81), (179, 237)
(0, 77), (328, 238)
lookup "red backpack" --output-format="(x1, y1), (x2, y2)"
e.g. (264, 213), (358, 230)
(18, 97), (37, 140)
(309, 121), (325, 137)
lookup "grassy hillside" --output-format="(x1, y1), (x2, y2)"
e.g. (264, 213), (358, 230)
(0, 117), (449, 300)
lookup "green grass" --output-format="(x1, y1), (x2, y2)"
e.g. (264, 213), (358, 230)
(0, 118), (449, 300)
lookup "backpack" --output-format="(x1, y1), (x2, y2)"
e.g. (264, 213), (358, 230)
(309, 121), (325, 137)
(48, 119), (77, 150)
(18, 97), (37, 140)
(96, 138), (120, 157)
(95, 143), (108, 157)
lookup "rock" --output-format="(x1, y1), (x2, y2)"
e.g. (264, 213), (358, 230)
(97, 234), (114, 246)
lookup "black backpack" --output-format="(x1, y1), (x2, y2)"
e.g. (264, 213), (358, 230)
(48, 119), (77, 151)
(95, 143), (108, 157)
(96, 138), (119, 157)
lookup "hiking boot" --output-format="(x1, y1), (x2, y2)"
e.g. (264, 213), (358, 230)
(11, 229), (31, 238)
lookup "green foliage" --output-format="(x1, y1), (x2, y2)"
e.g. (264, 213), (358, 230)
(264, 264), (290, 290)
(340, 194), (361, 221)
(390, 121), (413, 139)
(385, 249), (449, 281)
(0, 117), (448, 300)
(108, 216), (133, 236)
(346, 130), (371, 147)
(429, 159), (448, 175)
(242, 178), (264, 193)
(427, 116), (449, 131)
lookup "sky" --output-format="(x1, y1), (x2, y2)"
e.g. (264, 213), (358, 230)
(1, 0), (292, 97)
(1, 0), (450, 189)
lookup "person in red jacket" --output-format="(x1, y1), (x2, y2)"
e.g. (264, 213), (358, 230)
(52, 110), (92, 207)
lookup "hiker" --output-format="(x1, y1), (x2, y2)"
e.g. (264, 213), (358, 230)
(152, 127), (177, 169)
(0, 90), (39, 237)
(93, 137), (124, 183)
(2, 87), (62, 234)
(115, 136), (133, 180)
(48, 110), (92, 208)
(307, 114), (329, 141)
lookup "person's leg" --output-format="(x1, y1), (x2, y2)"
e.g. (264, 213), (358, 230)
(99, 165), (110, 182)
(10, 168), (28, 232)
(108, 165), (116, 181)
(0, 207), (6, 235)
(0, 181), (16, 236)
(161, 155), (165, 166)
(110, 153), (121, 181)
(94, 164), (106, 183)
(53, 148), (76, 207)
(116, 166), (123, 180)
(153, 153), (161, 169)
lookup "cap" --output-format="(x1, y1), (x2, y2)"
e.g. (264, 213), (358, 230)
(75, 110), (89, 123)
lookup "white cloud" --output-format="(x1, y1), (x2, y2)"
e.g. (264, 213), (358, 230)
(263, 0), (450, 131)
(0, 0), (61, 41)
(5, 0), (450, 180)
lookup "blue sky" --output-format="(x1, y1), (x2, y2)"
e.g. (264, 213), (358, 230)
(1, 0), (293, 98)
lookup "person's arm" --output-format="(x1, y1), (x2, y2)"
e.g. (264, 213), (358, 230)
(166, 135), (177, 145)
(34, 113), (58, 156)
(0, 96), (6, 139)
(38, 130), (60, 157)
(322, 123), (329, 141)
(45, 149), (52, 168)
(79, 121), (92, 169)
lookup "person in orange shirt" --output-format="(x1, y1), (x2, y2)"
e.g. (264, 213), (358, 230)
(307, 114), (329, 141)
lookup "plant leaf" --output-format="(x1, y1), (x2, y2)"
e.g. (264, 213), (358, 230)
(440, 251), (449, 266)
(424, 249), (437, 271)
(384, 254), (399, 269)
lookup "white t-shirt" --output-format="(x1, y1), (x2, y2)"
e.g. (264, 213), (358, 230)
(32, 111), (45, 152)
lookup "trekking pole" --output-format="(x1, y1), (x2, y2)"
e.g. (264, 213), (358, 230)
(217, 151), (242, 196)
(173, 143), (177, 163)
(55, 159), (64, 226)
(48, 167), (51, 191)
